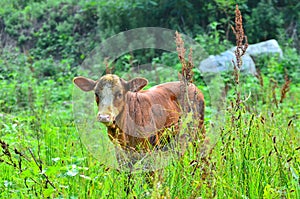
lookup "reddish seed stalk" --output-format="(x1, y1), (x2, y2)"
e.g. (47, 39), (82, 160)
(280, 73), (291, 103)
(175, 31), (194, 84)
(231, 4), (248, 109)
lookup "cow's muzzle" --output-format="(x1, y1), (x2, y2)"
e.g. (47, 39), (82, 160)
(97, 113), (115, 126)
(97, 113), (110, 122)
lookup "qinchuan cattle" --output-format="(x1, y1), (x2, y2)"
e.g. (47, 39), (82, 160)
(73, 74), (205, 151)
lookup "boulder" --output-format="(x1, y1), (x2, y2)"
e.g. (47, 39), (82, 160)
(198, 39), (283, 75)
(198, 50), (256, 75)
(243, 39), (283, 59)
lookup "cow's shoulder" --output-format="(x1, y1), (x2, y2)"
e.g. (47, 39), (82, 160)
(144, 81), (181, 95)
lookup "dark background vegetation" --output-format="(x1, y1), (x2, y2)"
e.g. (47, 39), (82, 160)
(0, 0), (299, 67)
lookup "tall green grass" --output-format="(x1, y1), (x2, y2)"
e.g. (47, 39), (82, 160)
(0, 25), (299, 197)
(0, 72), (299, 198)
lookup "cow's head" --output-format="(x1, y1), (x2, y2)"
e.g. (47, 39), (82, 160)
(73, 74), (148, 127)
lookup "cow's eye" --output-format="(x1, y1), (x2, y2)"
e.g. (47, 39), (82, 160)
(116, 92), (122, 99)
(95, 93), (100, 104)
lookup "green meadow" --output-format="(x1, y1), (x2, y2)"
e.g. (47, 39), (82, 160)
(0, 0), (299, 198)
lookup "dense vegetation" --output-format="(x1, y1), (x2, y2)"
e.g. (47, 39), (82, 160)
(0, 0), (299, 198)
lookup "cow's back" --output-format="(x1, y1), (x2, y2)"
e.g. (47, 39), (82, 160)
(147, 81), (204, 119)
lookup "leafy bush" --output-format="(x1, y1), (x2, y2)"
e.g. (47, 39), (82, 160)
(0, 49), (74, 113)
(1, 0), (100, 69)
(1, 0), (299, 70)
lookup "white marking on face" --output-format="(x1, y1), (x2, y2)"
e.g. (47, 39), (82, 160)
(101, 85), (113, 106)
(97, 83), (120, 122)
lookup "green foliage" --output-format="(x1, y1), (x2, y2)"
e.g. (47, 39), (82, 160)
(195, 22), (232, 55)
(0, 49), (74, 113)
(245, 1), (284, 43)
(245, 0), (299, 48)
(1, 0), (299, 74)
(254, 47), (300, 84)
(0, 65), (299, 198)
(0, 0), (299, 198)
(1, 0), (100, 68)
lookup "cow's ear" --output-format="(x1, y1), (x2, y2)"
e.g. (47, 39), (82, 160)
(73, 76), (96, 92)
(126, 77), (148, 92)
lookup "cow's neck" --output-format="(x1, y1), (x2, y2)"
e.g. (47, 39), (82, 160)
(114, 92), (135, 130)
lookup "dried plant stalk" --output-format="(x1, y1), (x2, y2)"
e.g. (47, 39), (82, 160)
(175, 31), (186, 68)
(270, 78), (279, 108)
(231, 4), (248, 108)
(280, 73), (291, 103)
(187, 47), (194, 83)
(255, 68), (264, 87)
(175, 31), (194, 84)
(232, 4), (248, 70)
(104, 57), (113, 74)
(175, 31), (204, 140)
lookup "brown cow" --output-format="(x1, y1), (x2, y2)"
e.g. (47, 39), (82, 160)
(73, 74), (205, 152)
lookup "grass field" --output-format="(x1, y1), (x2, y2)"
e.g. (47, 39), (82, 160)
(0, 69), (299, 198)
(0, 1), (299, 198)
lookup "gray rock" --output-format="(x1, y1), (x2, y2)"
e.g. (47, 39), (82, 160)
(243, 39), (283, 58)
(198, 39), (283, 75)
(199, 50), (256, 75)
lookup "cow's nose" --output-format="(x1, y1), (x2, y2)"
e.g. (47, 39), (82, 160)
(97, 113), (111, 123)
